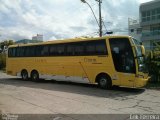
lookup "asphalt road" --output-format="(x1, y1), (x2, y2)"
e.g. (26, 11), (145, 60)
(0, 71), (160, 120)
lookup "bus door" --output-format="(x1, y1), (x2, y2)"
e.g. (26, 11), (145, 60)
(109, 38), (136, 87)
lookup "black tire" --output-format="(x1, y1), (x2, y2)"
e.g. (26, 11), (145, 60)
(98, 75), (112, 89)
(31, 71), (39, 82)
(21, 70), (28, 80)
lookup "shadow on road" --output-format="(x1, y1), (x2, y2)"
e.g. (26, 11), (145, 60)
(0, 78), (145, 99)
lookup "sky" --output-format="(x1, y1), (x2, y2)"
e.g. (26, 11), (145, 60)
(0, 0), (153, 41)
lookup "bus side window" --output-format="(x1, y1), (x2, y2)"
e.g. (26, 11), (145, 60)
(74, 42), (84, 56)
(12, 48), (16, 57)
(8, 48), (13, 57)
(16, 47), (24, 57)
(57, 44), (65, 56)
(41, 45), (49, 56)
(35, 45), (42, 57)
(95, 40), (107, 55)
(25, 46), (35, 57)
(49, 45), (56, 56)
(16, 47), (20, 57)
(86, 41), (95, 55)
(19, 47), (25, 57)
(66, 43), (74, 56)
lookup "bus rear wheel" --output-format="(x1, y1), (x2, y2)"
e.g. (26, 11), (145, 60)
(98, 75), (112, 89)
(21, 70), (28, 80)
(31, 70), (39, 82)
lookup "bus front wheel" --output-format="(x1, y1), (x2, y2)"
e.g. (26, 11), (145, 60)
(98, 75), (112, 89)
(21, 70), (28, 80)
(31, 70), (39, 82)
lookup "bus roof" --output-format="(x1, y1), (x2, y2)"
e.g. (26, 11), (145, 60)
(9, 35), (131, 48)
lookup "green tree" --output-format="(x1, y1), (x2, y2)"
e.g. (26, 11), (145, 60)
(146, 42), (160, 83)
(0, 40), (14, 70)
(0, 40), (14, 50)
(0, 53), (6, 69)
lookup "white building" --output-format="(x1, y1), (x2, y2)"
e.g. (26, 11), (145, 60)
(140, 0), (160, 50)
(32, 34), (43, 41)
(128, 18), (142, 41)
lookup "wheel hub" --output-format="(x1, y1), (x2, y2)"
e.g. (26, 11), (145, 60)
(100, 78), (107, 86)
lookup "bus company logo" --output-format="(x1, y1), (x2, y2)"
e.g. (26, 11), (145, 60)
(84, 58), (97, 63)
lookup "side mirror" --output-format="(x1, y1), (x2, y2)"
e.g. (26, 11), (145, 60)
(141, 45), (145, 56)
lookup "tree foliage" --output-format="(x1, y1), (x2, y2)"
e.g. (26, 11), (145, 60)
(0, 40), (14, 69)
(0, 53), (6, 69)
(0, 40), (14, 50)
(146, 45), (160, 83)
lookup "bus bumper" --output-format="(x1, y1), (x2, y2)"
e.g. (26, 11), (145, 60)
(134, 76), (150, 88)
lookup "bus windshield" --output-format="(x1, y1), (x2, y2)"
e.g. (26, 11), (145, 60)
(109, 38), (136, 74)
(132, 38), (143, 57)
(132, 38), (145, 72)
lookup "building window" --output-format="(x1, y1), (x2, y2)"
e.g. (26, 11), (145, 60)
(152, 9), (156, 15)
(147, 11), (150, 16)
(142, 18), (146, 22)
(150, 24), (160, 36)
(142, 11), (146, 17)
(152, 16), (156, 20)
(130, 29), (134, 32)
(147, 17), (150, 21)
(137, 28), (142, 34)
(157, 8), (160, 14)
(141, 7), (160, 22)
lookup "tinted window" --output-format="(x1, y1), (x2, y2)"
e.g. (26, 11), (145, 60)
(95, 40), (107, 55)
(57, 44), (65, 56)
(19, 47), (25, 57)
(8, 40), (107, 57)
(25, 46), (35, 57)
(86, 41), (95, 55)
(66, 43), (74, 56)
(49, 44), (65, 56)
(86, 40), (107, 55)
(16, 47), (24, 57)
(49, 44), (57, 56)
(109, 38), (135, 73)
(8, 48), (13, 57)
(74, 43), (84, 56)
(41, 45), (49, 56)
(35, 45), (43, 56)
(12, 48), (16, 57)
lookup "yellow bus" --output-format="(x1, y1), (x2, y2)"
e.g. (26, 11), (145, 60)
(6, 36), (149, 89)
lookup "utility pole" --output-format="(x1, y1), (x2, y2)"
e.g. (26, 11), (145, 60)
(97, 0), (102, 37)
